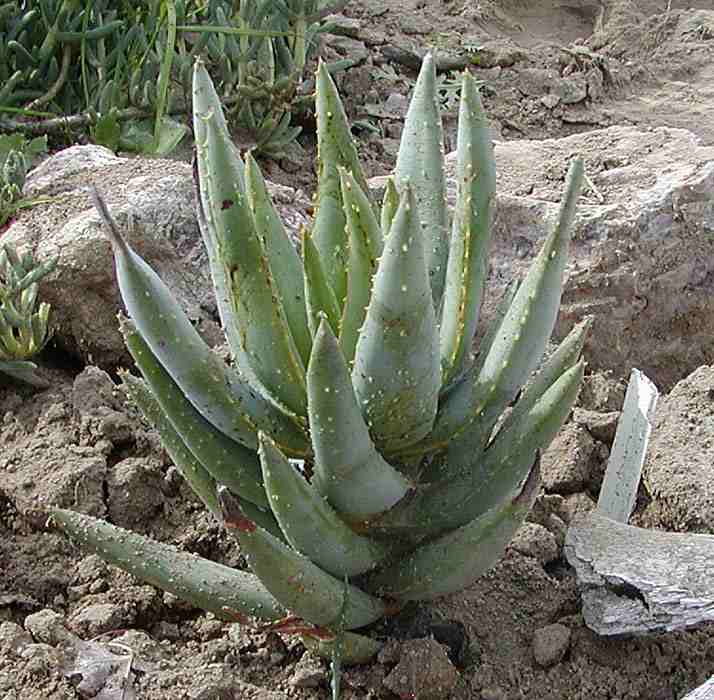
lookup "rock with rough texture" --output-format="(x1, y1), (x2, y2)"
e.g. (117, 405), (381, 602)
(0, 622), (33, 655)
(682, 675), (714, 700)
(322, 14), (362, 39)
(2, 413), (107, 518)
(73, 555), (108, 585)
(19, 642), (63, 676)
(72, 367), (134, 445)
(67, 602), (126, 638)
(382, 638), (459, 700)
(371, 125), (714, 391)
(112, 629), (172, 664)
(556, 492), (597, 525)
(290, 653), (325, 688)
(188, 679), (289, 700)
(573, 408), (620, 446)
(24, 609), (74, 646)
(480, 688), (508, 700)
(540, 422), (599, 494)
(643, 365), (714, 531)
(579, 371), (627, 413)
(532, 624), (571, 668)
(0, 367), (149, 519)
(376, 638), (402, 665)
(106, 458), (165, 528)
(482, 126), (714, 392)
(509, 522), (559, 565)
(566, 510), (714, 636)
(4, 145), (311, 369)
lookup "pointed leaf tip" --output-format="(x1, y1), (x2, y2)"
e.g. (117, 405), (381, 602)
(309, 315), (411, 518)
(258, 426), (392, 577)
(394, 52), (448, 305)
(91, 188), (127, 253)
(352, 184), (441, 451)
(312, 60), (369, 308)
(51, 507), (284, 621)
(439, 69), (496, 383)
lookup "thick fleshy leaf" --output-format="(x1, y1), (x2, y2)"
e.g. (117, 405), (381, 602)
(91, 190), (309, 457)
(394, 54), (448, 304)
(352, 186), (441, 452)
(120, 318), (266, 508)
(338, 167), (382, 363)
(311, 61), (371, 307)
(427, 158), (584, 450)
(219, 488), (386, 630)
(121, 372), (220, 516)
(50, 508), (285, 622)
(259, 432), (392, 577)
(121, 371), (283, 538)
(474, 158), (583, 411)
(244, 152), (311, 366)
(309, 319), (411, 520)
(492, 315), (591, 442)
(408, 280), (521, 473)
(373, 360), (584, 537)
(193, 63), (307, 416)
(485, 360), (584, 471)
(302, 228), (341, 338)
(433, 279), (519, 410)
(442, 314), (591, 480)
(440, 73), (497, 384)
(0, 359), (48, 387)
(380, 176), (399, 239)
(472, 279), (520, 377)
(368, 458), (540, 600)
(194, 170), (264, 390)
(192, 61), (255, 376)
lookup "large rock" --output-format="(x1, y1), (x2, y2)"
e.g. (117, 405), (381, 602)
(474, 125), (714, 391)
(4, 145), (311, 369)
(372, 124), (714, 391)
(642, 365), (714, 532)
(540, 421), (599, 495)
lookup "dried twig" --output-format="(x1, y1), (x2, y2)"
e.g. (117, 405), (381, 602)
(0, 107), (151, 136)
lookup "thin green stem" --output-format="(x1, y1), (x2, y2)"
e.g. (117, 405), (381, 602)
(80, 0), (91, 110)
(153, 0), (177, 150)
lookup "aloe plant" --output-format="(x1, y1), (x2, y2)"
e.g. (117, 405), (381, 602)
(0, 243), (56, 387)
(51, 55), (587, 664)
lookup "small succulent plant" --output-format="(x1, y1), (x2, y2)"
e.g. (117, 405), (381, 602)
(177, 0), (349, 157)
(0, 0), (342, 156)
(0, 133), (48, 227)
(0, 0), (124, 110)
(51, 55), (587, 664)
(0, 243), (56, 387)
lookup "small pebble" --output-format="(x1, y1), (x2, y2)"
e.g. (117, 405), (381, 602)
(290, 653), (325, 688)
(532, 623), (571, 668)
(510, 522), (559, 564)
